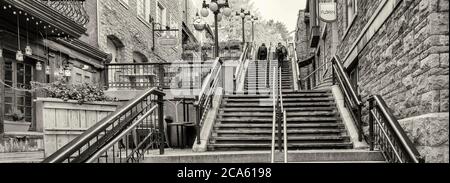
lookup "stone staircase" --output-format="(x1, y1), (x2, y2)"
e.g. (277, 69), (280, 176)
(209, 60), (353, 151)
(200, 59), (383, 163)
(208, 90), (353, 151)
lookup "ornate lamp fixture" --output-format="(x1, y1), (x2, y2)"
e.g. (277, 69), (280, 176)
(199, 0), (232, 57)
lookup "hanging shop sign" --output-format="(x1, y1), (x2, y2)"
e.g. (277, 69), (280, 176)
(319, 1), (337, 23)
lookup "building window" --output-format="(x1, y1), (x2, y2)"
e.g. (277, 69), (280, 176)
(346, 0), (358, 28)
(137, 0), (151, 22)
(3, 55), (34, 124)
(347, 59), (359, 93)
(156, 2), (166, 28)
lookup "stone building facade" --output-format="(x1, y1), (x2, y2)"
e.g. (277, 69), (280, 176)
(96, 0), (183, 64)
(0, 0), (108, 152)
(296, 0), (449, 162)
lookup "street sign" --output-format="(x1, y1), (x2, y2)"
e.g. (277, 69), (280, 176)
(319, 1), (337, 23)
(159, 34), (178, 46)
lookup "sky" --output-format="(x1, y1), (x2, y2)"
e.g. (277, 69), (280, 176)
(251, 0), (307, 33)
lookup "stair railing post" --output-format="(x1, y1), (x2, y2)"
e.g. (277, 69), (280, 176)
(369, 96), (375, 151)
(158, 93), (165, 155)
(277, 67), (283, 152)
(195, 96), (201, 145)
(332, 62), (336, 85)
(158, 63), (165, 89)
(357, 97), (363, 142)
(104, 63), (110, 90)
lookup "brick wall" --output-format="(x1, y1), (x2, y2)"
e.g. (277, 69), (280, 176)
(98, 0), (182, 63)
(296, 0), (449, 162)
(344, 0), (449, 162)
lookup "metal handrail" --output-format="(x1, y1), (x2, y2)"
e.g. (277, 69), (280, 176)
(332, 56), (362, 106)
(197, 57), (222, 104)
(331, 56), (363, 142)
(283, 110), (288, 163)
(369, 95), (424, 163)
(300, 61), (328, 81)
(86, 105), (159, 163)
(43, 87), (165, 163)
(370, 110), (403, 162)
(270, 67), (278, 163)
(233, 43), (251, 91)
(195, 57), (223, 144)
(266, 44), (272, 88)
(279, 67), (287, 163)
(106, 61), (215, 66)
(290, 42), (301, 90)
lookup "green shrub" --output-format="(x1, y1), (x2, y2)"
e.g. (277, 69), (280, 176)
(32, 80), (116, 104)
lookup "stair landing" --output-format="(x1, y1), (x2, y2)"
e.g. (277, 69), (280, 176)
(142, 149), (385, 163)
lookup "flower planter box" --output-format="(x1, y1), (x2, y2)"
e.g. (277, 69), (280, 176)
(35, 98), (120, 157)
(3, 121), (31, 132)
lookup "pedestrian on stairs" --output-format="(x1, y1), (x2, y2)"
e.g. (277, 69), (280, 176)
(275, 42), (288, 68)
(257, 43), (268, 60)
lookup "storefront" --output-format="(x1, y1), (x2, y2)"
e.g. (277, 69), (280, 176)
(0, 0), (108, 134)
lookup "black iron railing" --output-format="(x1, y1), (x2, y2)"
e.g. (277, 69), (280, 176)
(38, 0), (89, 26)
(42, 87), (166, 163)
(331, 56), (364, 141)
(369, 95), (425, 163)
(270, 66), (278, 163)
(266, 43), (273, 88)
(195, 58), (223, 144)
(106, 62), (213, 90)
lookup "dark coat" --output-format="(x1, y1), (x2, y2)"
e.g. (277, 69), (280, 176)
(275, 46), (287, 61)
(257, 46), (268, 60)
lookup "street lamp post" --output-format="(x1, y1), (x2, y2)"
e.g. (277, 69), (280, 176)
(236, 8), (250, 45)
(250, 15), (258, 42)
(200, 0), (232, 58)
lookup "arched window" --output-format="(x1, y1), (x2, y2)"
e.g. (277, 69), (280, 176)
(106, 35), (124, 89)
(132, 52), (151, 89)
(106, 35), (124, 63)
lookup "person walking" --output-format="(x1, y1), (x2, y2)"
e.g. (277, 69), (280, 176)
(257, 43), (268, 60)
(275, 42), (288, 68)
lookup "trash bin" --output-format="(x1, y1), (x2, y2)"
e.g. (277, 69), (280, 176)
(165, 116), (177, 148)
(184, 123), (197, 148)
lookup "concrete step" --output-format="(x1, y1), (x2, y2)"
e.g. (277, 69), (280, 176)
(217, 117), (340, 123)
(220, 107), (335, 112)
(142, 150), (385, 163)
(212, 136), (349, 142)
(215, 123), (345, 129)
(223, 102), (336, 107)
(224, 98), (335, 103)
(208, 142), (353, 150)
(219, 111), (337, 117)
(215, 129), (344, 135)
(215, 123), (344, 129)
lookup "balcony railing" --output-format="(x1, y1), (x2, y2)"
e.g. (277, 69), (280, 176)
(38, 0), (89, 26)
(106, 62), (214, 90)
(2, 0), (89, 37)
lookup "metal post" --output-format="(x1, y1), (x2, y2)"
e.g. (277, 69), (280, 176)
(158, 94), (165, 155)
(369, 97), (374, 151)
(195, 101), (201, 145)
(242, 17), (246, 45)
(152, 21), (155, 51)
(214, 12), (219, 58)
(357, 96), (363, 142)
(252, 21), (254, 43)
(332, 63), (336, 85)
(158, 64), (165, 89)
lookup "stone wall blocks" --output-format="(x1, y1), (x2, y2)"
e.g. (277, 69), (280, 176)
(439, 0), (449, 12)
